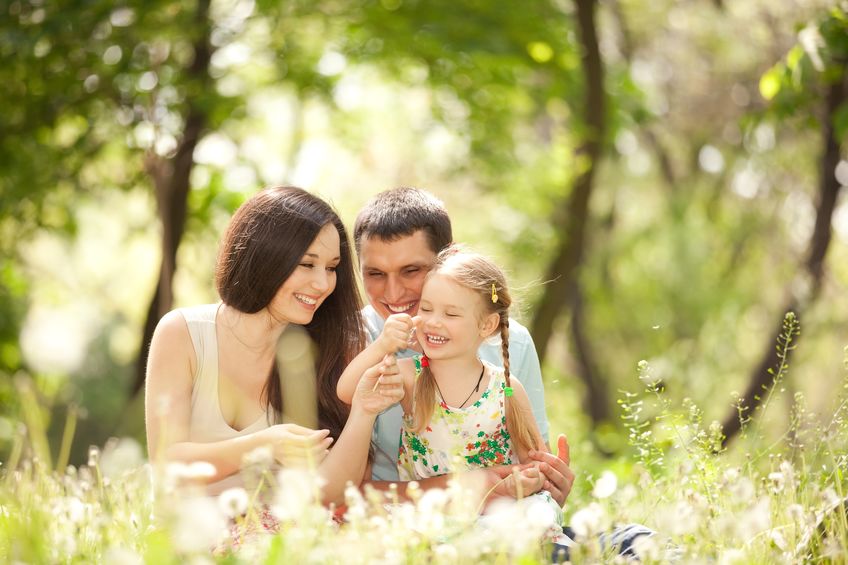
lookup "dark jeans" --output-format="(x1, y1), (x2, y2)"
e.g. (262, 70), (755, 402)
(551, 524), (655, 562)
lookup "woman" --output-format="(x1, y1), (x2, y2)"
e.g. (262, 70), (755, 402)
(145, 186), (403, 503)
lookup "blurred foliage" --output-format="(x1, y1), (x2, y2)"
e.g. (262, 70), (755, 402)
(1, 0), (847, 468)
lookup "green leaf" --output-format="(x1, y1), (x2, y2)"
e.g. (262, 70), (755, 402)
(759, 66), (783, 101)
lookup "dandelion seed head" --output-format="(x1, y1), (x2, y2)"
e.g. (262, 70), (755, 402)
(632, 534), (660, 560)
(172, 497), (227, 553)
(769, 528), (787, 550)
(592, 470), (618, 499)
(767, 471), (785, 493)
(729, 477), (755, 502)
(787, 503), (806, 523)
(718, 548), (746, 564)
(242, 445), (274, 468)
(217, 487), (249, 518)
(104, 545), (143, 565)
(570, 502), (607, 539)
(100, 437), (144, 478)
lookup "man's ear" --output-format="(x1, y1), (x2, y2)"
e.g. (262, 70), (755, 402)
(479, 312), (501, 338)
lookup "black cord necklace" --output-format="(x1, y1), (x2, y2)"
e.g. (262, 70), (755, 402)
(434, 362), (486, 409)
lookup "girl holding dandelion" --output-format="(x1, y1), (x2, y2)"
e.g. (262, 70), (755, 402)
(337, 246), (561, 519)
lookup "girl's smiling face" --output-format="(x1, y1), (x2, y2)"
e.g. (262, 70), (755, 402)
(416, 273), (499, 360)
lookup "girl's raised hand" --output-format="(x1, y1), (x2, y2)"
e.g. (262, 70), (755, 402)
(353, 354), (404, 415)
(377, 314), (415, 354)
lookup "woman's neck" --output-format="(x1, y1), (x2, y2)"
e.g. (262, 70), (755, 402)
(219, 303), (289, 354)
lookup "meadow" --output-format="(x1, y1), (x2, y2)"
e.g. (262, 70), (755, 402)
(3, 320), (846, 564)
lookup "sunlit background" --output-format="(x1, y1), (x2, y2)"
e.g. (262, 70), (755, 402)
(2, 0), (847, 473)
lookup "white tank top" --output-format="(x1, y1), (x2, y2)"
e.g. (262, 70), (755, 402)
(181, 304), (271, 493)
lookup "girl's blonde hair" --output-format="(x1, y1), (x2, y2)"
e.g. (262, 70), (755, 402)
(413, 245), (543, 456)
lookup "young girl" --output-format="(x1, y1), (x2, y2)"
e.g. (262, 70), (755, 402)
(338, 246), (558, 509)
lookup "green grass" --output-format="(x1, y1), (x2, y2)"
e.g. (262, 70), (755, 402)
(2, 338), (847, 562)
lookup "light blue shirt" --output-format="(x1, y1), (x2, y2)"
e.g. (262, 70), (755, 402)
(362, 305), (549, 481)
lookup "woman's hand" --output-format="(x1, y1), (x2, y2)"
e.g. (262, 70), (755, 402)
(353, 354), (405, 415)
(260, 423), (334, 468)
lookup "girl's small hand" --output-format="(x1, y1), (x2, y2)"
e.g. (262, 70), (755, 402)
(502, 463), (545, 498)
(377, 314), (414, 354)
(353, 355), (404, 415)
(262, 424), (334, 468)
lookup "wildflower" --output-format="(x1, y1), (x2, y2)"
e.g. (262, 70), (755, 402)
(723, 467), (740, 483)
(632, 534), (661, 561)
(172, 496), (227, 553)
(271, 468), (324, 521)
(821, 486), (841, 509)
(104, 545), (143, 565)
(767, 471), (785, 493)
(719, 548), (746, 564)
(787, 503), (806, 524)
(185, 461), (217, 479)
(738, 497), (771, 539)
(242, 445), (274, 468)
(218, 487), (249, 518)
(768, 528), (787, 551)
(569, 502), (607, 540)
(592, 471), (617, 499)
(434, 543), (458, 561)
(100, 437), (144, 478)
(618, 484), (637, 505)
(729, 477), (755, 502)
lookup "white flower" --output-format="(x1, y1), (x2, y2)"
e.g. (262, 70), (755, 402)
(779, 460), (795, 489)
(719, 548), (746, 565)
(769, 528), (787, 550)
(172, 497), (227, 553)
(632, 534), (660, 561)
(787, 503), (806, 524)
(767, 471), (785, 493)
(218, 487), (249, 518)
(185, 461), (217, 479)
(242, 445), (274, 468)
(723, 467), (740, 483)
(569, 502), (607, 539)
(103, 545), (144, 565)
(100, 437), (144, 478)
(729, 477), (755, 502)
(271, 468), (324, 521)
(592, 471), (617, 499)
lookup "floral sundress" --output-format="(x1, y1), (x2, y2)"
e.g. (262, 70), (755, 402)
(398, 358), (516, 480)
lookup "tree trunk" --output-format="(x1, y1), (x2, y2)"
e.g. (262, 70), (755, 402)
(131, 0), (213, 396)
(531, 0), (605, 364)
(721, 70), (847, 445)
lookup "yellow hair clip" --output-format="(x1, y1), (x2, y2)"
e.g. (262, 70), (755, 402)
(491, 283), (498, 303)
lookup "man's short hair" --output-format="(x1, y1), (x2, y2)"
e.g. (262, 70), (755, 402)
(353, 187), (453, 255)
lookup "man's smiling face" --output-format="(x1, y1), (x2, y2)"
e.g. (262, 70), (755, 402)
(359, 230), (438, 320)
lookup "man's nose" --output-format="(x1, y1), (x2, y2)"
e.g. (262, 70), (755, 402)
(385, 274), (404, 302)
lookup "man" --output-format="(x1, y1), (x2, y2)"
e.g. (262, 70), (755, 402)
(352, 187), (574, 505)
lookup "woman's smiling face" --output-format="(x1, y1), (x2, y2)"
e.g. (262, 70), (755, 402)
(269, 223), (340, 326)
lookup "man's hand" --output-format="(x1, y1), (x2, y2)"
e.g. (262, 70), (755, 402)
(528, 434), (574, 507)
